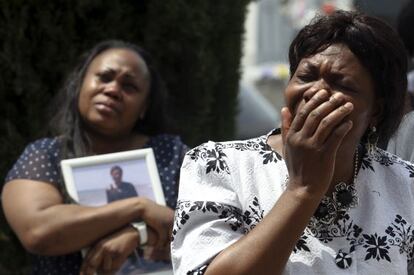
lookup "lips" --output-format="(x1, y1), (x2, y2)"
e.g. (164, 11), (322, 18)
(94, 100), (121, 115)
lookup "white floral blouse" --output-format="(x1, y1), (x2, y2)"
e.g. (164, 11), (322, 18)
(171, 129), (414, 275)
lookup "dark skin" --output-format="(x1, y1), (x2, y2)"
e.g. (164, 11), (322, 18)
(204, 44), (381, 275)
(2, 48), (173, 275)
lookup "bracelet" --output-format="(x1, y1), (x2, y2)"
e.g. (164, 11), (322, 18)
(131, 222), (148, 246)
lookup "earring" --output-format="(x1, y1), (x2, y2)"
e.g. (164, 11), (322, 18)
(367, 126), (378, 155)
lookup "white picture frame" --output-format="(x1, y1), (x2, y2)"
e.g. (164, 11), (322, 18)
(60, 148), (172, 275)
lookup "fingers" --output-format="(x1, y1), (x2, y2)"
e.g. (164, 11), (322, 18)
(325, 120), (353, 153)
(301, 93), (346, 137)
(102, 253), (113, 272)
(290, 89), (330, 132)
(155, 227), (169, 250)
(80, 247), (102, 275)
(289, 90), (353, 144)
(313, 102), (353, 144)
(145, 246), (171, 261)
(281, 107), (293, 146)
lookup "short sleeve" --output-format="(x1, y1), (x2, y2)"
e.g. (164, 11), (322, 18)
(5, 138), (62, 186)
(171, 142), (245, 274)
(149, 135), (189, 209)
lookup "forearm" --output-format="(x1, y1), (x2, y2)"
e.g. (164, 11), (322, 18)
(205, 187), (321, 275)
(28, 197), (145, 255)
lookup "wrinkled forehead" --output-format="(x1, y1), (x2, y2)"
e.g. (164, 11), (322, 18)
(296, 43), (373, 79)
(299, 44), (358, 69)
(89, 48), (149, 79)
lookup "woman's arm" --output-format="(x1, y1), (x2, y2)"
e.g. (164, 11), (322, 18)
(205, 187), (321, 275)
(1, 179), (173, 256)
(204, 91), (354, 274)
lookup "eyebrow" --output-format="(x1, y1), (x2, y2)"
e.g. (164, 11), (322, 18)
(299, 61), (318, 73)
(300, 60), (359, 85)
(101, 67), (139, 82)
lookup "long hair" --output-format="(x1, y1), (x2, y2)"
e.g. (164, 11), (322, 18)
(48, 40), (170, 158)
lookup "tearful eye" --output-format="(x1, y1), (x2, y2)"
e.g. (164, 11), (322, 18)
(296, 73), (317, 83)
(97, 72), (113, 83)
(123, 82), (138, 93)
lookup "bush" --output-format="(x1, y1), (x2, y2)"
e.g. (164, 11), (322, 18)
(0, 0), (250, 273)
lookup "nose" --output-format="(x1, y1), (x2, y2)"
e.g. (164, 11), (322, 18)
(303, 78), (332, 102)
(103, 81), (123, 100)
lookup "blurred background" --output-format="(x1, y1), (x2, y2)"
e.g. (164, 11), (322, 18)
(0, 0), (411, 273)
(237, 0), (410, 138)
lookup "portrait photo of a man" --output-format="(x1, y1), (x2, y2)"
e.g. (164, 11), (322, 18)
(106, 165), (139, 203)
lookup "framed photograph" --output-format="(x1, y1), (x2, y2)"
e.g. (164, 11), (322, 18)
(61, 148), (173, 275)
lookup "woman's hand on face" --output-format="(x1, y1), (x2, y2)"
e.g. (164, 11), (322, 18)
(139, 198), (174, 249)
(281, 89), (354, 196)
(80, 226), (139, 275)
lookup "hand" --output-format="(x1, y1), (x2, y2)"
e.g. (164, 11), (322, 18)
(281, 89), (354, 196)
(80, 226), (139, 275)
(143, 227), (171, 261)
(143, 245), (171, 261)
(139, 198), (174, 249)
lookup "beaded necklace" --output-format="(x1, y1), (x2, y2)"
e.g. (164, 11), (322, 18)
(309, 148), (360, 228)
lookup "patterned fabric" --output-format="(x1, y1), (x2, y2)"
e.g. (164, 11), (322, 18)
(172, 129), (414, 275)
(4, 134), (188, 275)
(387, 111), (414, 163)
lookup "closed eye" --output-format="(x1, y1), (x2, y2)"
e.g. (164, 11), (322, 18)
(333, 80), (358, 93)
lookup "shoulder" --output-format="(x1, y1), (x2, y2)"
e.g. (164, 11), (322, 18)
(26, 137), (61, 152)
(365, 147), (414, 180)
(16, 137), (61, 161)
(5, 137), (62, 184)
(149, 134), (186, 146)
(185, 131), (280, 169)
(149, 134), (188, 153)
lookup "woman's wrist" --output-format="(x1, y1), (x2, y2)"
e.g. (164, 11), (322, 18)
(132, 197), (148, 220)
(130, 222), (148, 246)
(285, 181), (325, 205)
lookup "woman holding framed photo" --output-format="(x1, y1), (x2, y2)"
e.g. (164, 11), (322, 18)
(2, 40), (188, 275)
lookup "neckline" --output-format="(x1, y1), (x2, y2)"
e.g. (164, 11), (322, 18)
(263, 128), (282, 154)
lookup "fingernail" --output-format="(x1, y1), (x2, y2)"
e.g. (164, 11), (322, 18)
(344, 102), (353, 110)
(330, 94), (341, 102)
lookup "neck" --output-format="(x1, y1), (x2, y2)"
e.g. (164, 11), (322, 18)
(86, 131), (149, 155)
(327, 145), (359, 195)
(267, 134), (359, 195)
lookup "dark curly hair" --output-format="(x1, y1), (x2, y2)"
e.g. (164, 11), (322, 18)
(288, 10), (408, 145)
(49, 40), (171, 158)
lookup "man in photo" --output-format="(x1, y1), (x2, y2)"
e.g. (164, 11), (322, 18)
(106, 165), (138, 203)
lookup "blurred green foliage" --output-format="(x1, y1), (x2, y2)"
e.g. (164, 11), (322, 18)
(0, 0), (250, 273)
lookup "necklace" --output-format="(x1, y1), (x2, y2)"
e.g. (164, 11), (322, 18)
(309, 148), (360, 227)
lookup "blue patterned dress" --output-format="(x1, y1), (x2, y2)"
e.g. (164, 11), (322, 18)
(5, 134), (188, 275)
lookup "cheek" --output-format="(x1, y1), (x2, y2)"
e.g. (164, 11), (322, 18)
(77, 87), (90, 116)
(77, 78), (98, 116)
(347, 102), (373, 138)
(125, 94), (148, 119)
